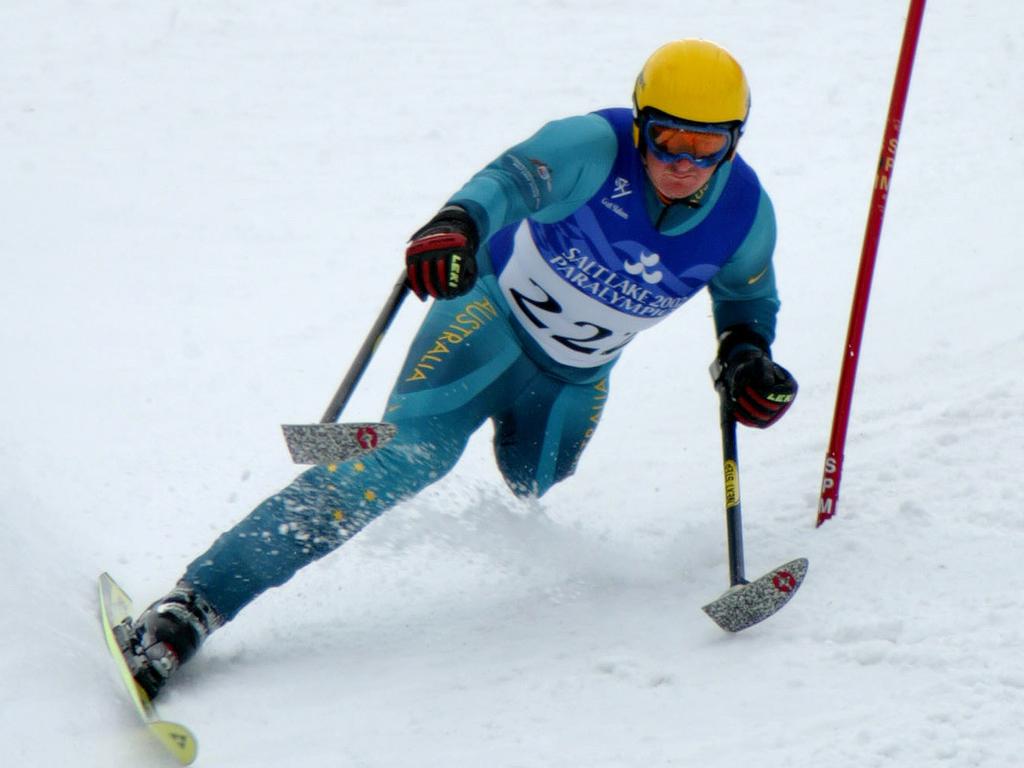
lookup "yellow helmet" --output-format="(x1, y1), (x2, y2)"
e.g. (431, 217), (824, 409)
(632, 39), (750, 147)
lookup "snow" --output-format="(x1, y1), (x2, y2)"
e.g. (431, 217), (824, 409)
(3, 1), (1023, 766)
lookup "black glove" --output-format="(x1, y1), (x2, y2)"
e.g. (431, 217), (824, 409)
(405, 205), (479, 300)
(713, 326), (798, 429)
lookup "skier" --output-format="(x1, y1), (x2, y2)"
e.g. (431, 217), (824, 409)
(117, 39), (798, 699)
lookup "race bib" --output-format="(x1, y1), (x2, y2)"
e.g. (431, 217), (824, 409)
(497, 224), (676, 368)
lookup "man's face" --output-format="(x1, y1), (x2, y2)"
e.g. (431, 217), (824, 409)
(643, 150), (718, 202)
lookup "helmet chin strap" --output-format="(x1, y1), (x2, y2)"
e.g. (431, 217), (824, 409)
(657, 181), (713, 208)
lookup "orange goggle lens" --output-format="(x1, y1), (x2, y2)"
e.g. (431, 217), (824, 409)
(650, 125), (728, 157)
(643, 117), (734, 167)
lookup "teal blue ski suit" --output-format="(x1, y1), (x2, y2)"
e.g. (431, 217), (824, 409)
(184, 108), (781, 621)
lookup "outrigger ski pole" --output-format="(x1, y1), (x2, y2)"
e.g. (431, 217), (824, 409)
(702, 379), (809, 632)
(282, 272), (410, 464)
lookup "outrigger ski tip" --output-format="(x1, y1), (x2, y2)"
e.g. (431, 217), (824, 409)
(282, 421), (398, 465)
(702, 557), (809, 633)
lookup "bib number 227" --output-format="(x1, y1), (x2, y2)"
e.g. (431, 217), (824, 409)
(508, 280), (635, 358)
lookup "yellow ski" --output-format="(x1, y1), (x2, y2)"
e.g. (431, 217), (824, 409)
(98, 573), (198, 765)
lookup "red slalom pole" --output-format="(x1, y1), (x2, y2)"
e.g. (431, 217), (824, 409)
(817, 0), (927, 527)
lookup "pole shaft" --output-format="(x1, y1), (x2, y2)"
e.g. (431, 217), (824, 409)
(817, 0), (927, 526)
(720, 400), (746, 586)
(320, 273), (410, 424)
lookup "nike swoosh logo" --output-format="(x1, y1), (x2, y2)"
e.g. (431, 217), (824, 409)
(747, 266), (770, 285)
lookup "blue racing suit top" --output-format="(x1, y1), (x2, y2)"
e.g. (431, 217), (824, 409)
(452, 107), (780, 369)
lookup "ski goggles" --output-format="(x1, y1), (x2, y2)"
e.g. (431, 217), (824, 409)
(643, 116), (735, 168)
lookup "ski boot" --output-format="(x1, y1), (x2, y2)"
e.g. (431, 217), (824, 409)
(111, 582), (223, 700)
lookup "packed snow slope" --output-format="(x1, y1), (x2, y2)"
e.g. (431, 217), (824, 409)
(2, 2), (1022, 766)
